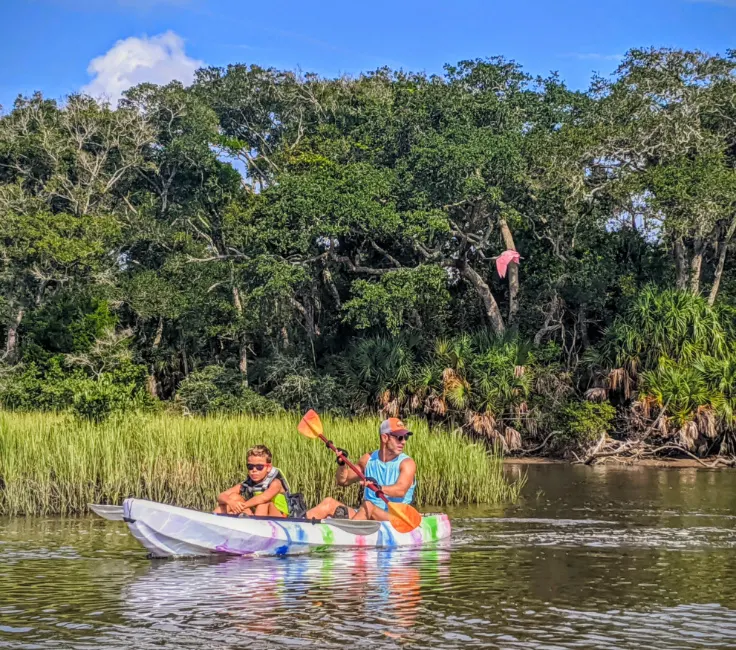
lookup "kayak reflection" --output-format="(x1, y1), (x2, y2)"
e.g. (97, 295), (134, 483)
(122, 546), (449, 641)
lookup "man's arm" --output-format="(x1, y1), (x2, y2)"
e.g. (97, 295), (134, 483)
(376, 458), (416, 499)
(336, 453), (370, 487)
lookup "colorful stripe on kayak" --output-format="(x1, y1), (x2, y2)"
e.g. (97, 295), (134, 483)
(122, 498), (451, 558)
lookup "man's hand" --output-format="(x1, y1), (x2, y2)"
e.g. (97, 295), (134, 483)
(335, 447), (349, 466)
(362, 478), (383, 495)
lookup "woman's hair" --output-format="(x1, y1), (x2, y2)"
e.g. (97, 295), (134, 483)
(246, 445), (272, 463)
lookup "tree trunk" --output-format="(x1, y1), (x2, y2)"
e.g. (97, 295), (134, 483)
(459, 262), (505, 334)
(499, 217), (519, 324)
(289, 296), (320, 339)
(581, 308), (591, 350)
(689, 237), (705, 296)
(232, 285), (243, 314)
(709, 214), (736, 306)
(238, 338), (248, 385)
(232, 286), (248, 385)
(322, 263), (342, 309)
(3, 307), (25, 362)
(146, 374), (159, 399)
(152, 316), (164, 348)
(674, 237), (688, 290)
(147, 316), (164, 399)
(181, 345), (189, 377)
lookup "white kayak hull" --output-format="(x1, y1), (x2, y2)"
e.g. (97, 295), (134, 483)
(122, 498), (451, 558)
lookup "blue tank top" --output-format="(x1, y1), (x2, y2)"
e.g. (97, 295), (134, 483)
(364, 451), (416, 511)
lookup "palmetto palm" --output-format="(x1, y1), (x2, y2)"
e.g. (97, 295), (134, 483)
(592, 287), (736, 452)
(597, 287), (726, 376)
(340, 333), (425, 415)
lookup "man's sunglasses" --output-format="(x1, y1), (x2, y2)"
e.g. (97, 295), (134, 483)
(247, 463), (266, 471)
(389, 433), (412, 443)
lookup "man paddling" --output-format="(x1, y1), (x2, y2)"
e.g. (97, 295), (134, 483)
(306, 418), (417, 522)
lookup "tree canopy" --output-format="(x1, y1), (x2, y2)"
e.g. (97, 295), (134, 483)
(2, 48), (736, 456)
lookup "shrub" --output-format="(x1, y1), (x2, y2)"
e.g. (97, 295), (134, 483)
(0, 356), (153, 421)
(175, 365), (282, 415)
(558, 401), (616, 447)
(260, 353), (345, 413)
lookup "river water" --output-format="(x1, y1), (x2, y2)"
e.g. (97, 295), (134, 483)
(2, 464), (736, 649)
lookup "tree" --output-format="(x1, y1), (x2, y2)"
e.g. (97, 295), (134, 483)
(0, 95), (149, 359)
(588, 48), (736, 300)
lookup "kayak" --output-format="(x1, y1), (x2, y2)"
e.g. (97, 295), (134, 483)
(91, 498), (452, 558)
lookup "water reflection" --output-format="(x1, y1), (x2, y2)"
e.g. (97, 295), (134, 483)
(3, 465), (736, 649)
(120, 546), (449, 646)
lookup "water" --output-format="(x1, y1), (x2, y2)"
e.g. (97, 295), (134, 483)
(2, 464), (736, 648)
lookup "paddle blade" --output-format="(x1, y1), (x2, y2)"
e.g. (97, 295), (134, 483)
(297, 409), (323, 439)
(387, 502), (422, 534)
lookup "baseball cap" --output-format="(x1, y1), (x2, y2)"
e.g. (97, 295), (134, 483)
(379, 418), (411, 437)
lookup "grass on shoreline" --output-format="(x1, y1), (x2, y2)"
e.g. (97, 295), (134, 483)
(0, 411), (524, 516)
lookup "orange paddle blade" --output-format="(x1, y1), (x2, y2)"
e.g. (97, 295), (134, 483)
(387, 502), (422, 533)
(297, 409), (323, 439)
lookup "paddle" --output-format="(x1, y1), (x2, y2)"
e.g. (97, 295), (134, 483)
(297, 409), (422, 534)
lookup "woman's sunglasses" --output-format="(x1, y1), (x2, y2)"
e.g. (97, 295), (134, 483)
(247, 463), (266, 471)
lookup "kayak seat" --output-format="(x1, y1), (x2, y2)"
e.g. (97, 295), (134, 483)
(286, 492), (308, 518)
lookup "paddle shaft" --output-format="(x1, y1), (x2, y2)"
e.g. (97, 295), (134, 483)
(317, 433), (389, 505)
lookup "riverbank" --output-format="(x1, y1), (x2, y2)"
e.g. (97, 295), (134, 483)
(0, 411), (523, 516)
(505, 456), (734, 469)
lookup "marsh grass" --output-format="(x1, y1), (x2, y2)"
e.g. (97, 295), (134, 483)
(0, 411), (524, 515)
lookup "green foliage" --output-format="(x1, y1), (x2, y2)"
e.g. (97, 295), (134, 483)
(0, 356), (151, 421)
(558, 401), (616, 446)
(590, 287), (736, 450)
(340, 330), (560, 447)
(343, 266), (450, 334)
(339, 333), (426, 412)
(69, 372), (149, 422)
(175, 365), (282, 416)
(0, 411), (523, 515)
(640, 363), (712, 427)
(593, 287), (728, 374)
(23, 295), (117, 355)
(415, 331), (536, 425)
(258, 353), (343, 414)
(2, 49), (736, 458)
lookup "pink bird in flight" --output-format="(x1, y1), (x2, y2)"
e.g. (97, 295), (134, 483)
(495, 250), (521, 278)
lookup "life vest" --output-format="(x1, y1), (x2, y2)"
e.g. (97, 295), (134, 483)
(240, 467), (290, 499)
(240, 467), (304, 517)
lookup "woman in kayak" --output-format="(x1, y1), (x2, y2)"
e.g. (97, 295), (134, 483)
(306, 418), (417, 522)
(214, 445), (291, 517)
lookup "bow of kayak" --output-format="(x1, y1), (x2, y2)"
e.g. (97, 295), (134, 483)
(115, 498), (451, 558)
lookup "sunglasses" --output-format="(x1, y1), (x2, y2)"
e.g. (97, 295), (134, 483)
(389, 433), (412, 443)
(247, 463), (266, 471)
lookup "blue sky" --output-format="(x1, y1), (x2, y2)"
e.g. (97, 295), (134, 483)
(0, 0), (734, 109)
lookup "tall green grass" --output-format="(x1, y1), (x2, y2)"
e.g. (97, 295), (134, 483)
(0, 411), (524, 516)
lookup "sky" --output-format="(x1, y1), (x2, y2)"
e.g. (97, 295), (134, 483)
(0, 0), (734, 110)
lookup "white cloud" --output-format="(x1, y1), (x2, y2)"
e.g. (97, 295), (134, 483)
(82, 31), (203, 105)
